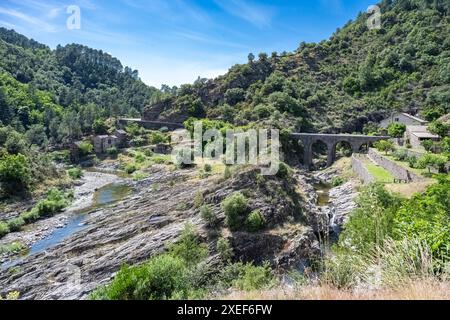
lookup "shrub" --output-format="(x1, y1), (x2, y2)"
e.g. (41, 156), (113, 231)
(67, 167), (83, 180)
(149, 132), (168, 144)
(7, 217), (25, 232)
(277, 162), (292, 179)
(0, 153), (31, 195)
(132, 171), (149, 181)
(331, 177), (345, 187)
(216, 237), (233, 262)
(204, 164), (212, 173)
(0, 242), (25, 254)
(79, 141), (93, 156)
(193, 191), (203, 209)
(231, 262), (274, 291)
(407, 155), (417, 168)
(20, 189), (71, 223)
(339, 184), (400, 253)
(393, 148), (408, 161)
(106, 147), (118, 157)
(200, 205), (216, 227)
(417, 154), (447, 173)
(387, 123), (407, 138)
(221, 192), (249, 230)
(174, 147), (193, 169)
(0, 221), (10, 238)
(223, 166), (232, 180)
(168, 224), (208, 267)
(421, 139), (434, 152)
(91, 255), (189, 300)
(92, 119), (108, 135)
(124, 164), (137, 174)
(246, 210), (266, 232)
(374, 140), (395, 155)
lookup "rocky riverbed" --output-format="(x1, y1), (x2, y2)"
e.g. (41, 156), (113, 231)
(0, 163), (360, 300)
(0, 171), (121, 264)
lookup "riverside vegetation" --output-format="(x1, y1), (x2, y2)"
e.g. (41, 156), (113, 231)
(0, 0), (449, 300)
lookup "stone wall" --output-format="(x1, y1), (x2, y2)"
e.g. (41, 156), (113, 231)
(368, 148), (423, 182)
(351, 154), (375, 185)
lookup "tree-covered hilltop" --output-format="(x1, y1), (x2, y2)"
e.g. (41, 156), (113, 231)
(0, 27), (161, 138)
(147, 0), (449, 133)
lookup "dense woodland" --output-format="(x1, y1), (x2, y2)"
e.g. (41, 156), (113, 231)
(0, 28), (161, 145)
(150, 0), (449, 135)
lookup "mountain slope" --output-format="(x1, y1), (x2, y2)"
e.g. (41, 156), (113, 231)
(0, 28), (160, 132)
(146, 0), (450, 133)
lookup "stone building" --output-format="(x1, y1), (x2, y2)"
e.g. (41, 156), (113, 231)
(404, 126), (440, 149)
(93, 135), (120, 153)
(380, 113), (428, 128)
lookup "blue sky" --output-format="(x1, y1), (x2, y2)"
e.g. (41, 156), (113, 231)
(0, 0), (376, 88)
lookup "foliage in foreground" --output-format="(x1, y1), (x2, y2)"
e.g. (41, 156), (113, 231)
(90, 224), (275, 300)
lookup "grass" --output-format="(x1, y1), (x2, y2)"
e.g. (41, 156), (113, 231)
(385, 180), (435, 198)
(223, 280), (450, 300)
(0, 242), (26, 254)
(371, 148), (429, 177)
(365, 162), (394, 183)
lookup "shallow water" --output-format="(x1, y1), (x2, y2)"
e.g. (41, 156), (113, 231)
(313, 182), (332, 207)
(2, 183), (131, 269)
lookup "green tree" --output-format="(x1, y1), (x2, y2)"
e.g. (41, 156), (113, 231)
(0, 153), (31, 195)
(428, 121), (449, 139)
(387, 122), (407, 138)
(92, 119), (108, 135)
(4, 131), (27, 155)
(221, 192), (249, 231)
(25, 124), (48, 147)
(374, 140), (395, 155)
(417, 154), (447, 174)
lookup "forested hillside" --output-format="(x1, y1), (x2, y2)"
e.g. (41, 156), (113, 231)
(0, 27), (160, 144)
(148, 0), (449, 134)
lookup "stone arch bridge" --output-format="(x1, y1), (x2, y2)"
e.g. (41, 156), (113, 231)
(290, 133), (390, 169)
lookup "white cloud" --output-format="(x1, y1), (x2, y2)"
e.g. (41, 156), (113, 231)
(213, 0), (276, 28)
(0, 7), (58, 32)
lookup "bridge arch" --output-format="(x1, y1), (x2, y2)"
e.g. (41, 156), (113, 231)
(290, 133), (390, 170)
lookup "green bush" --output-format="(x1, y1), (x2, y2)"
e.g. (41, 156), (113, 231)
(7, 217), (25, 232)
(204, 164), (212, 173)
(92, 119), (108, 135)
(193, 191), (203, 208)
(216, 237), (233, 262)
(124, 164), (137, 174)
(200, 205), (216, 227)
(407, 155), (417, 168)
(67, 167), (83, 180)
(387, 123), (407, 138)
(331, 177), (345, 187)
(230, 262), (274, 291)
(149, 131), (168, 144)
(277, 162), (291, 179)
(393, 148), (408, 161)
(91, 255), (189, 300)
(132, 171), (149, 181)
(78, 141), (93, 156)
(339, 184), (400, 253)
(0, 221), (10, 238)
(106, 147), (118, 157)
(223, 166), (232, 180)
(168, 224), (208, 267)
(0, 153), (31, 195)
(20, 189), (71, 223)
(246, 210), (266, 232)
(221, 192), (249, 230)
(374, 140), (395, 155)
